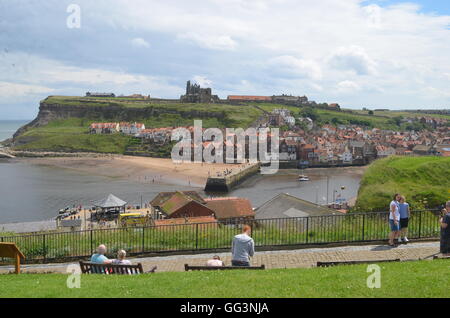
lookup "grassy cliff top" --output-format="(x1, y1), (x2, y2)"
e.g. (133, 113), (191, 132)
(354, 156), (450, 212)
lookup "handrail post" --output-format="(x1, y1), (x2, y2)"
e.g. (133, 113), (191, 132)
(305, 217), (309, 244)
(43, 234), (46, 262)
(362, 214), (365, 241)
(195, 223), (199, 250)
(90, 229), (93, 254)
(142, 227), (145, 253)
(418, 211), (422, 239)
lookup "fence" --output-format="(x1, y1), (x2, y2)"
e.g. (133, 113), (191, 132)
(0, 209), (441, 263)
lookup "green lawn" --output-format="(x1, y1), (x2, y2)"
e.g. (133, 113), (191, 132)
(354, 156), (450, 212)
(1, 260), (449, 298)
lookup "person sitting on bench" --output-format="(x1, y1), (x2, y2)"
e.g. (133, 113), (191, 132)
(231, 225), (255, 267)
(206, 255), (224, 267)
(112, 249), (131, 265)
(91, 244), (112, 264)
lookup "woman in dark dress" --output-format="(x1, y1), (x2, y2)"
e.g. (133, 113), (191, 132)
(440, 201), (450, 256)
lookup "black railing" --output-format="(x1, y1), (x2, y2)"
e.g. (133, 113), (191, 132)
(0, 209), (441, 263)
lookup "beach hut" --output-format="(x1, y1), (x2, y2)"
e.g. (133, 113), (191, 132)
(0, 242), (25, 274)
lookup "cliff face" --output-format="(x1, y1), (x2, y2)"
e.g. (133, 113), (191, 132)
(13, 100), (225, 139)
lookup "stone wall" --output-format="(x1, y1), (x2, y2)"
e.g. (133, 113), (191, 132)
(204, 163), (260, 192)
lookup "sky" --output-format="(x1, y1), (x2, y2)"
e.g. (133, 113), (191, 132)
(0, 0), (450, 119)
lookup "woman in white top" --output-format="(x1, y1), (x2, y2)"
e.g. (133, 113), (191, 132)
(388, 194), (401, 247)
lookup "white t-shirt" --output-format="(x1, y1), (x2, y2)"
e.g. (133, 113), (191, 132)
(206, 259), (224, 267)
(389, 200), (400, 221)
(112, 259), (131, 265)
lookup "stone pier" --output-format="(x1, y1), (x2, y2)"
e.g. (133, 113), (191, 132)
(204, 163), (260, 192)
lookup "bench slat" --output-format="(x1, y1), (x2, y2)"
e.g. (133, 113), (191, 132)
(79, 261), (144, 274)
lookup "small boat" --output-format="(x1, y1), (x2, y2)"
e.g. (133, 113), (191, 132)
(298, 175), (310, 181)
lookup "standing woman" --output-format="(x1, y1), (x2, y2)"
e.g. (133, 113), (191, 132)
(388, 194), (401, 247)
(398, 195), (410, 243)
(440, 201), (450, 257)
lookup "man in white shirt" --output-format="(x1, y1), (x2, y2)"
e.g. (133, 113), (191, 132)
(388, 194), (401, 247)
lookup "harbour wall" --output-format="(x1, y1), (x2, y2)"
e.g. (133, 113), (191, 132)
(204, 163), (260, 192)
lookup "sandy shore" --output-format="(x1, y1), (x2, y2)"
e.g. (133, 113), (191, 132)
(21, 155), (249, 188)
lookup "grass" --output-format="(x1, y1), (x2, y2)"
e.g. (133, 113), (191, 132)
(354, 156), (450, 212)
(0, 260), (449, 298)
(13, 119), (132, 153)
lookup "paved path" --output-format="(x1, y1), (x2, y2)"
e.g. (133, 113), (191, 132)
(0, 241), (441, 274)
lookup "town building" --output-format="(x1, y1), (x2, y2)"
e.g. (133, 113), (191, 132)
(86, 92), (115, 97)
(204, 197), (255, 223)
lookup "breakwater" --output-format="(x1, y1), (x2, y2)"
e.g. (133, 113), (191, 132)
(204, 163), (260, 192)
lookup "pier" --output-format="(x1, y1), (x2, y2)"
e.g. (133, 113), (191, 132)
(0, 151), (15, 159)
(204, 163), (260, 192)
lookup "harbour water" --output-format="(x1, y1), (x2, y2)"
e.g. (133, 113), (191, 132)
(0, 120), (28, 142)
(0, 121), (364, 224)
(0, 160), (363, 223)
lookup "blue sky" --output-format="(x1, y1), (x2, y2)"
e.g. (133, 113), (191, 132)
(1, 0), (450, 119)
(365, 0), (450, 15)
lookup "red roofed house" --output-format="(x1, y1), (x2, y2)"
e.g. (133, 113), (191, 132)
(89, 123), (119, 134)
(150, 191), (215, 219)
(204, 197), (255, 223)
(119, 122), (146, 135)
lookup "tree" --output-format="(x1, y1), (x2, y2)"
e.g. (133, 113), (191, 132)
(368, 110), (374, 115)
(299, 107), (318, 121)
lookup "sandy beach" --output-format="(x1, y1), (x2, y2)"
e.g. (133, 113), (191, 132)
(21, 155), (249, 188)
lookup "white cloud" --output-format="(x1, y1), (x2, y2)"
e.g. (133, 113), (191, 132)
(192, 75), (213, 87)
(328, 46), (377, 75)
(131, 38), (150, 48)
(268, 55), (322, 80)
(177, 32), (237, 51)
(0, 81), (55, 98)
(0, 52), (181, 98)
(336, 80), (361, 93)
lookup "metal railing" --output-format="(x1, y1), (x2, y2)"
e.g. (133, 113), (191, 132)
(0, 209), (441, 263)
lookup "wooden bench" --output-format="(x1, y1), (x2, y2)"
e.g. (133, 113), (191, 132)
(185, 264), (265, 271)
(317, 259), (401, 267)
(433, 255), (450, 260)
(79, 261), (143, 274)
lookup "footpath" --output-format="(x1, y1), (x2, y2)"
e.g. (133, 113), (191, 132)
(0, 241), (440, 274)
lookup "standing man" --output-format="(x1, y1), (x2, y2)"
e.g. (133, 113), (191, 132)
(398, 195), (410, 243)
(388, 194), (401, 247)
(231, 225), (255, 267)
(440, 201), (450, 257)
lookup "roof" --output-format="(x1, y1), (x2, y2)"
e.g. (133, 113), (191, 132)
(413, 145), (431, 152)
(227, 95), (272, 101)
(95, 194), (127, 208)
(151, 191), (205, 207)
(205, 197), (255, 219)
(255, 193), (340, 219)
(160, 192), (195, 216)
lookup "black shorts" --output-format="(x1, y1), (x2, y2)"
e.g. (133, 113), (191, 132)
(400, 218), (409, 229)
(440, 239), (450, 254)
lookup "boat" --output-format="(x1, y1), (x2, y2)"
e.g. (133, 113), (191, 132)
(298, 175), (310, 181)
